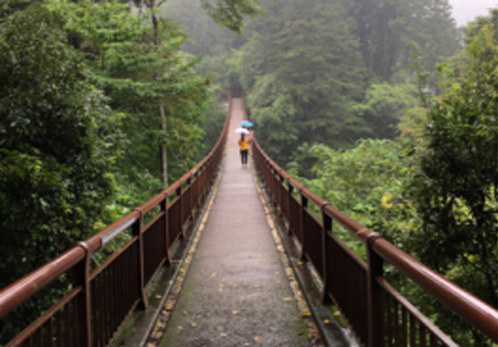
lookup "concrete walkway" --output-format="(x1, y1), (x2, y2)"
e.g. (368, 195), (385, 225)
(158, 99), (310, 346)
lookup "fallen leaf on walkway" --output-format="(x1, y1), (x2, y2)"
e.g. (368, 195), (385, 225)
(191, 323), (197, 327)
(182, 311), (188, 315)
(178, 326), (183, 330)
(232, 311), (239, 315)
(165, 301), (175, 310)
(254, 336), (259, 341)
(244, 343), (251, 346)
(211, 273), (216, 277)
(283, 297), (292, 301)
(324, 319), (330, 324)
(219, 284), (224, 288)
(221, 333), (227, 337)
(155, 295), (161, 299)
(301, 311), (311, 317)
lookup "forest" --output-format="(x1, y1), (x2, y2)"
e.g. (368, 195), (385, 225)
(0, 0), (496, 345)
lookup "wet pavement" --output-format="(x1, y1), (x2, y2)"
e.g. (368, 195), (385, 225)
(157, 99), (311, 346)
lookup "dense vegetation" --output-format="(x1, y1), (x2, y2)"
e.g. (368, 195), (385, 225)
(0, 0), (496, 345)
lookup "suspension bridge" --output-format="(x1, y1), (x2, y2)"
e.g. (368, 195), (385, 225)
(0, 94), (497, 347)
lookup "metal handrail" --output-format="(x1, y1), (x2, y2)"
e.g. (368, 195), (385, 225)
(0, 91), (232, 346)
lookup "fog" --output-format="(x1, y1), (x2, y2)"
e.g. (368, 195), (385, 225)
(449, 0), (497, 26)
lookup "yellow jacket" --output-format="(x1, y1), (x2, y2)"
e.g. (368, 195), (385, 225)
(238, 137), (249, 151)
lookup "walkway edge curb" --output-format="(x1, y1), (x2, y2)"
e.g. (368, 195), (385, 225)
(139, 159), (225, 347)
(253, 166), (354, 347)
(110, 156), (226, 347)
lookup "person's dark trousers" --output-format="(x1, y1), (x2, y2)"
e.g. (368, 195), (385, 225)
(240, 150), (248, 164)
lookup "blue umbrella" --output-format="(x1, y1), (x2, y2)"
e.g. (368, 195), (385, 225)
(239, 120), (253, 127)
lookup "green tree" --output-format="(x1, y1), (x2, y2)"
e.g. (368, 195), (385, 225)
(50, 0), (212, 189)
(199, 0), (263, 34)
(343, 0), (461, 81)
(240, 0), (366, 164)
(288, 139), (414, 257)
(0, 5), (117, 341)
(0, 0), (33, 20)
(353, 79), (419, 139)
(406, 9), (497, 345)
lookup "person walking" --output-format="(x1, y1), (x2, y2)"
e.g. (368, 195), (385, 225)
(238, 133), (249, 165)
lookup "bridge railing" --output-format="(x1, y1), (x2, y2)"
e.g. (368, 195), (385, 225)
(0, 92), (232, 347)
(243, 96), (498, 347)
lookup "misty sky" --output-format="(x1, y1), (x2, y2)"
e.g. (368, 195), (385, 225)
(449, 0), (497, 26)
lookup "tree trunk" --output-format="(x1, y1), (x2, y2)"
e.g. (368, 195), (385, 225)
(149, 0), (167, 186)
(159, 104), (168, 186)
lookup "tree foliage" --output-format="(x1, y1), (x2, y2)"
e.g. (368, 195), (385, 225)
(353, 79), (419, 139)
(288, 139), (414, 257)
(404, 9), (497, 345)
(48, 0), (213, 191)
(342, 0), (461, 81)
(238, 0), (366, 163)
(200, 0), (263, 35)
(0, 5), (118, 340)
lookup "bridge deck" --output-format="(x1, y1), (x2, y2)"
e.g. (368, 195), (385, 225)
(156, 98), (310, 346)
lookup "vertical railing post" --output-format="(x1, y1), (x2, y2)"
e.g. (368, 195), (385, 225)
(187, 176), (193, 221)
(321, 204), (332, 304)
(200, 164), (206, 200)
(367, 233), (384, 347)
(192, 170), (198, 208)
(271, 167), (278, 208)
(161, 196), (171, 266)
(287, 180), (294, 235)
(299, 190), (308, 261)
(176, 185), (184, 238)
(277, 172), (284, 217)
(203, 163), (209, 198)
(75, 242), (92, 347)
(132, 210), (148, 309)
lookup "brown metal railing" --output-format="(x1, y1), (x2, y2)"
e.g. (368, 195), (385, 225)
(244, 95), (498, 346)
(0, 92), (232, 347)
